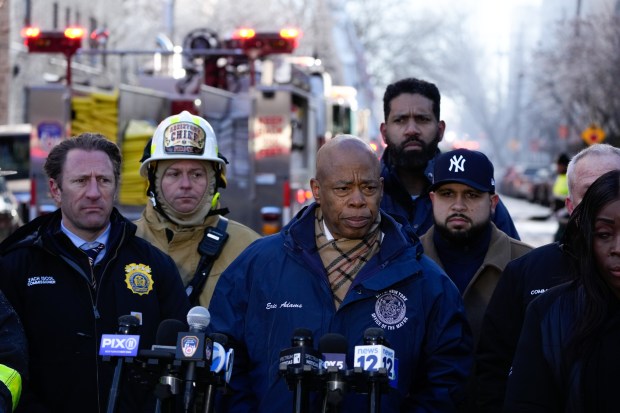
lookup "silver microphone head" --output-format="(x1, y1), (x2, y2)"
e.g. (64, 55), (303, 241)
(187, 306), (211, 332)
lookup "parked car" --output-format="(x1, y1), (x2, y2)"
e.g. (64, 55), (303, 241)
(499, 165), (554, 206)
(0, 176), (22, 242)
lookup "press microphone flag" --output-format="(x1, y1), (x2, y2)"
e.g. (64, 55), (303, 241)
(353, 327), (396, 381)
(103, 315), (141, 413)
(178, 306), (212, 413)
(319, 333), (348, 370)
(318, 333), (350, 413)
(279, 328), (321, 413)
(100, 315), (141, 357)
(279, 327), (322, 369)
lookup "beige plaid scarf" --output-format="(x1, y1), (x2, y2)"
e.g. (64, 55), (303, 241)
(315, 208), (381, 309)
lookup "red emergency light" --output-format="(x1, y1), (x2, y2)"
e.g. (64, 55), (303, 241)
(232, 28), (256, 40)
(64, 27), (85, 39)
(229, 27), (300, 57)
(22, 26), (84, 55)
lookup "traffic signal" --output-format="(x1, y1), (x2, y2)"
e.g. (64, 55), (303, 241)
(229, 27), (300, 57)
(21, 26), (85, 56)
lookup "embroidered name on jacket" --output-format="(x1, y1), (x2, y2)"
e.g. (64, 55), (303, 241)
(124, 263), (154, 296)
(372, 290), (409, 330)
(27, 276), (56, 286)
(265, 301), (303, 310)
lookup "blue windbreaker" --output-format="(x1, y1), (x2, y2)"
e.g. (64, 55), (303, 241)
(209, 204), (473, 412)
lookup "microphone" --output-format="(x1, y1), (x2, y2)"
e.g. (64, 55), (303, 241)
(353, 328), (395, 413)
(155, 319), (187, 351)
(318, 333), (349, 413)
(143, 319), (187, 413)
(177, 306), (211, 413)
(202, 333), (230, 413)
(102, 315), (141, 413)
(279, 328), (321, 413)
(207, 333), (235, 384)
(209, 333), (229, 374)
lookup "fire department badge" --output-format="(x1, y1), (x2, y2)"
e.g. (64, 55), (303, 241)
(164, 121), (206, 155)
(124, 263), (154, 296)
(371, 290), (409, 330)
(182, 336), (200, 358)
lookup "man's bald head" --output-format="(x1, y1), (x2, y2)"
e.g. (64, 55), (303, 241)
(311, 135), (383, 239)
(316, 135), (380, 181)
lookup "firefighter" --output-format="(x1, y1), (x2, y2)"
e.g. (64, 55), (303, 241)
(135, 111), (260, 307)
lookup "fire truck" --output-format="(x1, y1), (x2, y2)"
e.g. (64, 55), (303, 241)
(20, 26), (369, 233)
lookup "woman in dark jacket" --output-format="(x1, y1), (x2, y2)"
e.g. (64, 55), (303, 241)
(504, 169), (620, 413)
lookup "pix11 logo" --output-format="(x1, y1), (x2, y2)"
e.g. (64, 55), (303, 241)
(99, 334), (140, 357)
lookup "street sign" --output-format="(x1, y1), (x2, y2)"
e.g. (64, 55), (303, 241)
(581, 124), (606, 145)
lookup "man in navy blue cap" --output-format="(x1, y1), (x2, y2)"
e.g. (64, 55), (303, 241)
(419, 149), (532, 411)
(419, 148), (532, 344)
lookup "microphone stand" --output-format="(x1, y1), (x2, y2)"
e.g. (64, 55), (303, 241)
(201, 374), (216, 413)
(366, 368), (389, 413)
(280, 363), (314, 413)
(320, 366), (348, 413)
(106, 357), (125, 413)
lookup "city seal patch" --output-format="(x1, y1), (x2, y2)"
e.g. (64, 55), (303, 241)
(371, 290), (409, 331)
(124, 263), (154, 296)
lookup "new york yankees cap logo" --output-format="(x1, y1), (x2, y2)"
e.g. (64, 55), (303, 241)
(429, 148), (495, 193)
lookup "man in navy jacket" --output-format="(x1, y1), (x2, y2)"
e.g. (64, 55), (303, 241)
(0, 134), (190, 413)
(379, 77), (519, 239)
(209, 135), (473, 412)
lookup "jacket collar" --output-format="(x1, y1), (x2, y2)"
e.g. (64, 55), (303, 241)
(422, 222), (513, 273)
(142, 201), (218, 232)
(0, 208), (133, 255)
(283, 203), (423, 262)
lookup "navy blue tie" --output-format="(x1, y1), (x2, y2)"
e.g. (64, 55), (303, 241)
(81, 242), (104, 287)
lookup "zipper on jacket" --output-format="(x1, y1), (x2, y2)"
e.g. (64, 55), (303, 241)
(94, 227), (124, 310)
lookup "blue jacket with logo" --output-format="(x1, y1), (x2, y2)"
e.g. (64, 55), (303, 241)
(209, 203), (473, 413)
(380, 153), (520, 239)
(0, 208), (190, 413)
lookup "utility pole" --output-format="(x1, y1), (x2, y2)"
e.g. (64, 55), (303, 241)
(575, 0), (583, 36)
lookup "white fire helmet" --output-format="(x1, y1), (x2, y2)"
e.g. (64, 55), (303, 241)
(139, 111), (225, 177)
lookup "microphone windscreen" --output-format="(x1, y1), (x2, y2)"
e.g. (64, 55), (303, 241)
(187, 306), (211, 331)
(210, 333), (229, 346)
(318, 333), (348, 354)
(364, 327), (385, 342)
(291, 327), (314, 347)
(363, 327), (384, 339)
(118, 315), (140, 334)
(156, 319), (187, 346)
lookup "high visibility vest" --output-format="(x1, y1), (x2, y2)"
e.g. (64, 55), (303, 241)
(0, 363), (21, 411)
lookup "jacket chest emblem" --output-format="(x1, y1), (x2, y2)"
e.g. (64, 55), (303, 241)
(372, 290), (409, 330)
(124, 263), (154, 296)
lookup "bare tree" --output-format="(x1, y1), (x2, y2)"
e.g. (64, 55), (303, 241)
(528, 13), (620, 149)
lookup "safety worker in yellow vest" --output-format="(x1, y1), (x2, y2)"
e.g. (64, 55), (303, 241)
(0, 289), (26, 412)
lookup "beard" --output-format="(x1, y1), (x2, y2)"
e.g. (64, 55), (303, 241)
(384, 133), (441, 170)
(434, 215), (489, 246)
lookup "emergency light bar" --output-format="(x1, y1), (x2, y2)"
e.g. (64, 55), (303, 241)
(228, 27), (300, 56)
(21, 26), (84, 55)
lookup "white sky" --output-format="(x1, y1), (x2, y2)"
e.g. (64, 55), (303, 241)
(413, 0), (542, 143)
(426, 0), (542, 49)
